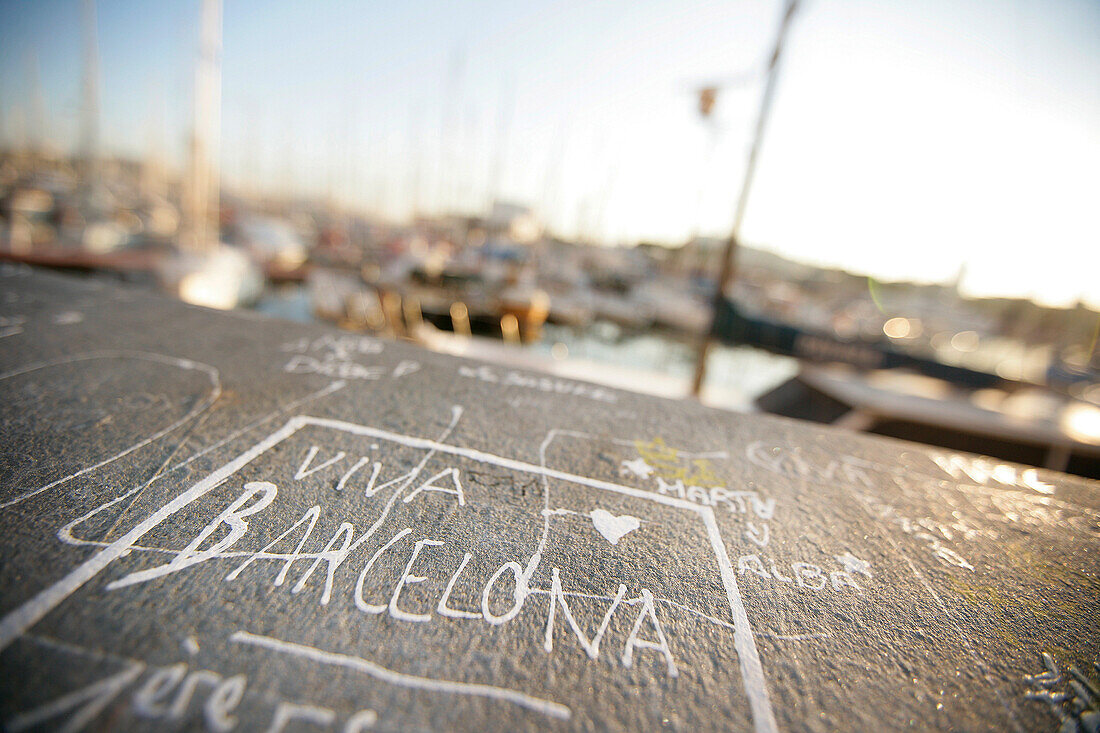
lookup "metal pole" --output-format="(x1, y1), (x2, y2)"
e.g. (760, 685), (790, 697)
(691, 0), (799, 398)
(184, 0), (222, 253)
(80, 0), (100, 197)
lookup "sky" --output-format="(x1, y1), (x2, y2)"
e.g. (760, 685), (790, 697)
(1, 0), (1098, 307)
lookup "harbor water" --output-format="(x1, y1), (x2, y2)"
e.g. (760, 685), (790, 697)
(252, 283), (799, 411)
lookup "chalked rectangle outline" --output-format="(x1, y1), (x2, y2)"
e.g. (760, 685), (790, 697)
(537, 427), (776, 733)
(0, 414), (777, 733)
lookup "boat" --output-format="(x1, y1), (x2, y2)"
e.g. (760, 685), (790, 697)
(710, 298), (1100, 478)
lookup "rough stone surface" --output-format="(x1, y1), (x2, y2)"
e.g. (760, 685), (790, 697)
(0, 265), (1097, 732)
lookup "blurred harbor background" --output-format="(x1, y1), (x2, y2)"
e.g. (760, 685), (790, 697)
(2, 0), (1099, 475)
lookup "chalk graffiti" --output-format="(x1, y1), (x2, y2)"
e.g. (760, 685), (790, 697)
(4, 635), (375, 732)
(736, 554), (864, 592)
(0, 350), (222, 510)
(457, 364), (617, 403)
(281, 334), (419, 381)
(1, 408), (786, 733)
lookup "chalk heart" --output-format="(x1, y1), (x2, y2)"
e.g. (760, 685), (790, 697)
(590, 509), (641, 545)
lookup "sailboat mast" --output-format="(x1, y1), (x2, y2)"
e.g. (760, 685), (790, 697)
(80, 0), (100, 195)
(691, 0), (800, 397)
(184, 0), (222, 253)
